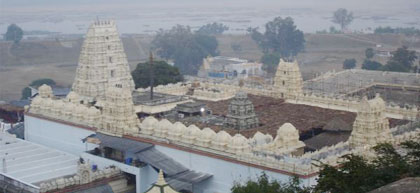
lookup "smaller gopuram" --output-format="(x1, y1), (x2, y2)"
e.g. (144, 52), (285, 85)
(101, 84), (140, 136)
(225, 91), (259, 130)
(349, 94), (393, 149)
(273, 59), (303, 99)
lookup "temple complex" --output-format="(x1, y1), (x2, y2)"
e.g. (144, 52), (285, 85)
(13, 20), (419, 193)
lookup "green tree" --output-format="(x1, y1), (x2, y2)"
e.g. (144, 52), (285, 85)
(343, 58), (357, 69)
(365, 48), (375, 59)
(362, 59), (382, 70)
(383, 46), (417, 72)
(21, 87), (32, 100)
(131, 60), (183, 89)
(231, 173), (312, 193)
(260, 53), (280, 73)
(152, 25), (219, 75)
(5, 24), (23, 43)
(332, 8), (354, 31)
(29, 78), (56, 88)
(197, 22), (229, 35)
(248, 17), (305, 60)
(315, 141), (420, 193)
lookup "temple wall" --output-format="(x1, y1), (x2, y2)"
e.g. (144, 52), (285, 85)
(24, 115), (97, 155)
(154, 145), (317, 193)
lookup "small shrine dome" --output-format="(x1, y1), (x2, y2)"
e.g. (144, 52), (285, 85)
(201, 127), (216, 140)
(141, 116), (158, 129)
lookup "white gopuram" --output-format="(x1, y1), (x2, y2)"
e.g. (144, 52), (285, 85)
(72, 20), (135, 101)
(273, 59), (304, 99)
(349, 94), (393, 149)
(100, 84), (140, 136)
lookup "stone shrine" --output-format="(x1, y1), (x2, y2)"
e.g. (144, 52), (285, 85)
(225, 91), (259, 130)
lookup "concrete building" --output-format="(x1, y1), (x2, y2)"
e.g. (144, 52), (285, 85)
(198, 56), (262, 79)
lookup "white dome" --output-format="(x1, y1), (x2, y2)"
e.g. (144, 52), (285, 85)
(66, 91), (80, 103)
(141, 116), (158, 129)
(157, 119), (172, 132)
(231, 134), (248, 146)
(278, 123), (297, 133)
(173, 122), (187, 134)
(251, 131), (272, 146)
(201, 127), (216, 140)
(215, 131), (231, 144)
(190, 125), (202, 137)
(38, 84), (53, 98)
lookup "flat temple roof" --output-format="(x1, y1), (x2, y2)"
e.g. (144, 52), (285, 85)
(0, 133), (78, 187)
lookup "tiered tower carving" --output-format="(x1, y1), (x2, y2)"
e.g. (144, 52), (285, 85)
(349, 94), (393, 148)
(273, 59), (303, 99)
(101, 85), (140, 136)
(225, 91), (259, 130)
(72, 20), (135, 101)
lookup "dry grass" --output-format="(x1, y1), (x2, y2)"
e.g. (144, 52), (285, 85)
(0, 33), (417, 101)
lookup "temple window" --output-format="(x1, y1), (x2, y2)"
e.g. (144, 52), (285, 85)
(111, 70), (115, 77)
(109, 57), (112, 63)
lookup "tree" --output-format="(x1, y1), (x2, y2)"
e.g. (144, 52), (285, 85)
(315, 141), (420, 193)
(4, 24), (23, 43)
(362, 59), (382, 70)
(365, 48), (375, 59)
(332, 8), (354, 31)
(383, 46), (417, 72)
(343, 58), (357, 69)
(260, 53), (280, 73)
(248, 17), (305, 60)
(29, 78), (56, 88)
(152, 25), (219, 75)
(131, 60), (183, 89)
(231, 173), (312, 193)
(21, 87), (32, 100)
(197, 22), (229, 35)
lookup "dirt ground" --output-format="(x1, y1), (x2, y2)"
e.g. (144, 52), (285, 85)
(0, 33), (418, 101)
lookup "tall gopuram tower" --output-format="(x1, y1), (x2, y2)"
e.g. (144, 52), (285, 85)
(100, 84), (140, 136)
(273, 59), (303, 99)
(225, 91), (259, 130)
(72, 20), (135, 102)
(349, 94), (393, 149)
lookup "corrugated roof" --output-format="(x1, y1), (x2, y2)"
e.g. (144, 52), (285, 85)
(96, 133), (153, 153)
(136, 148), (188, 176)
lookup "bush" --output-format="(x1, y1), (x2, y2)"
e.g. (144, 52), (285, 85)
(343, 58), (357, 69)
(362, 60), (382, 70)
